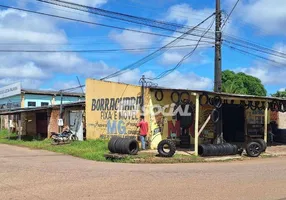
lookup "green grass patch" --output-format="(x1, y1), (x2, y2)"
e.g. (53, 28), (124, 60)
(0, 130), (250, 164)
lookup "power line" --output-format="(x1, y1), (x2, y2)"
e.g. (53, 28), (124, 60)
(224, 43), (286, 67)
(0, 4), (214, 43)
(0, 44), (214, 53)
(221, 0), (240, 30)
(100, 14), (215, 80)
(224, 40), (286, 60)
(36, 0), (216, 41)
(152, 17), (216, 80)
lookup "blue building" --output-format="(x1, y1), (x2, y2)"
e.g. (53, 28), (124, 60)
(0, 83), (85, 110)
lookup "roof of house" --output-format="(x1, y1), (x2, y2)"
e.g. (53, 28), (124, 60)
(0, 101), (85, 115)
(21, 89), (85, 97)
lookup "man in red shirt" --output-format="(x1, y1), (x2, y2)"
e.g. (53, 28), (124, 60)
(137, 115), (148, 150)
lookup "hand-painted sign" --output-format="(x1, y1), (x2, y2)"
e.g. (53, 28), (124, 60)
(0, 82), (21, 99)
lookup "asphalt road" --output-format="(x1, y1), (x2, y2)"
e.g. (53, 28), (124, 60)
(0, 144), (286, 200)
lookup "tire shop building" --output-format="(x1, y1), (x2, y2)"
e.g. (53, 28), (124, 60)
(86, 79), (286, 155)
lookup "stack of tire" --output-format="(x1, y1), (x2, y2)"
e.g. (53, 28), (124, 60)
(108, 137), (139, 155)
(245, 139), (267, 157)
(180, 135), (191, 148)
(198, 143), (238, 157)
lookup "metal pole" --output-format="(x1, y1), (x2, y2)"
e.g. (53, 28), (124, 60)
(140, 75), (145, 116)
(264, 102), (269, 143)
(59, 90), (63, 132)
(214, 0), (223, 144)
(194, 93), (200, 156)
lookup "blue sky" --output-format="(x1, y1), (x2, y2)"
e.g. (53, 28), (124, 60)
(0, 0), (285, 95)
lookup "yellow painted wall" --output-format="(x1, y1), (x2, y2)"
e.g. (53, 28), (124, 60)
(86, 79), (150, 139)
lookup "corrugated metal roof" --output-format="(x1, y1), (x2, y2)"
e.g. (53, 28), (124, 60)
(21, 89), (85, 97)
(0, 101), (85, 115)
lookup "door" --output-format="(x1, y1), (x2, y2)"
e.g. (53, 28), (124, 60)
(36, 112), (48, 138)
(69, 110), (83, 141)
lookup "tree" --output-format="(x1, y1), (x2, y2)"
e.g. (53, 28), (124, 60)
(222, 70), (267, 96)
(271, 89), (286, 98)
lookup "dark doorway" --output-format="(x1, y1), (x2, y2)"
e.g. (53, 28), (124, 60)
(222, 104), (245, 143)
(36, 112), (48, 139)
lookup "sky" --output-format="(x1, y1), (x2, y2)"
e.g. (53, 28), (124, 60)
(0, 0), (285, 95)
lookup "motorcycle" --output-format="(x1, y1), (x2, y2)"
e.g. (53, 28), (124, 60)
(50, 130), (78, 145)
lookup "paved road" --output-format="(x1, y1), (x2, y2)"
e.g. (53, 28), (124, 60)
(0, 144), (286, 200)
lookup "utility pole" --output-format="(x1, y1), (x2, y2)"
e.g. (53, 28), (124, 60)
(139, 75), (146, 116)
(214, 0), (223, 144)
(59, 90), (63, 133)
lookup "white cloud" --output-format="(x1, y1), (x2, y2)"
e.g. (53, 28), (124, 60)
(0, 78), (43, 89)
(0, 5), (116, 90)
(234, 43), (286, 86)
(225, 0), (286, 36)
(0, 62), (46, 79)
(109, 69), (212, 90)
(109, 27), (157, 50)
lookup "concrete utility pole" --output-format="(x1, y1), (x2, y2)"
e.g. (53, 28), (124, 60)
(214, 0), (223, 143)
(214, 0), (222, 92)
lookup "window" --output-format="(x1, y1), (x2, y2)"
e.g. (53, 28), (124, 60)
(28, 102), (36, 107)
(41, 102), (49, 107)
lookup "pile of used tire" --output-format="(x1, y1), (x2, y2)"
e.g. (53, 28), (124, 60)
(108, 137), (139, 155)
(157, 139), (176, 157)
(198, 143), (239, 157)
(245, 138), (266, 157)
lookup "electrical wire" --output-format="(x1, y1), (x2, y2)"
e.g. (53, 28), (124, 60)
(224, 40), (286, 60)
(100, 13), (215, 80)
(224, 43), (286, 67)
(0, 44), (214, 53)
(151, 17), (216, 80)
(221, 0), (240, 30)
(35, 0), (216, 41)
(0, 4), (214, 44)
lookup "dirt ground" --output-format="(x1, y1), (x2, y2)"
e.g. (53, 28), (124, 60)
(1, 144), (286, 200)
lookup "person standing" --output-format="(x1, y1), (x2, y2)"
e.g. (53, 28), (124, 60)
(137, 115), (148, 150)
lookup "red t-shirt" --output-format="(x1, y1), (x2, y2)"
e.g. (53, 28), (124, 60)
(137, 120), (148, 136)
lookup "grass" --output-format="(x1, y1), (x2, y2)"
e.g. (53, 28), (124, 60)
(1, 129), (272, 164)
(0, 130), (109, 161)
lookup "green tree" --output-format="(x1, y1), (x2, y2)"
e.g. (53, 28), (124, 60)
(271, 89), (286, 98)
(221, 70), (267, 96)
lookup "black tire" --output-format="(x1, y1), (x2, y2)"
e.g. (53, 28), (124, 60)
(114, 138), (125, 154)
(199, 93), (209, 106)
(71, 135), (78, 141)
(157, 139), (176, 157)
(180, 91), (190, 104)
(211, 109), (219, 123)
(246, 141), (263, 157)
(213, 96), (222, 109)
(108, 136), (119, 153)
(155, 90), (163, 101)
(171, 91), (180, 104)
(123, 139), (139, 155)
(252, 138), (267, 152)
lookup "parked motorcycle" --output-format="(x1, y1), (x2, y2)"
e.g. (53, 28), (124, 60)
(50, 130), (78, 145)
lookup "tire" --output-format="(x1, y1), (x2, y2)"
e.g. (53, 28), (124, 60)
(199, 93), (209, 106)
(123, 139), (139, 155)
(155, 90), (163, 101)
(213, 96), (222, 109)
(246, 141), (263, 157)
(157, 139), (176, 157)
(252, 138), (267, 152)
(171, 91), (180, 104)
(180, 91), (190, 104)
(108, 137), (119, 153)
(71, 135), (78, 141)
(114, 138), (125, 154)
(211, 109), (219, 123)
